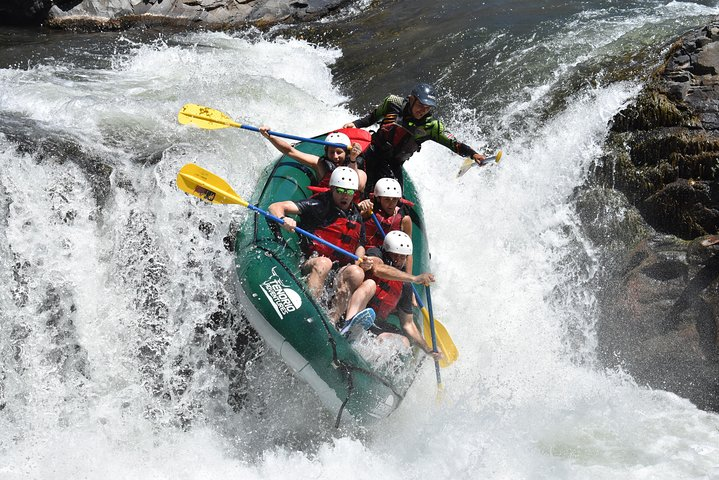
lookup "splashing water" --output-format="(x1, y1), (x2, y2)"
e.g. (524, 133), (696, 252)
(1, 8), (719, 479)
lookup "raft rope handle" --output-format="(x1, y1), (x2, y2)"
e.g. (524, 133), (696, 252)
(334, 365), (354, 428)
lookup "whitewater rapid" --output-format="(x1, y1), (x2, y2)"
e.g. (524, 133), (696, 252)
(0, 24), (718, 480)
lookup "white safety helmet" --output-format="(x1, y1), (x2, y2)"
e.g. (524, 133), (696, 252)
(373, 178), (402, 198)
(329, 166), (359, 190)
(383, 230), (413, 255)
(325, 132), (351, 149)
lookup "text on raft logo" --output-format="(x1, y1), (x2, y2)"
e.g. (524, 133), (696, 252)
(260, 267), (302, 319)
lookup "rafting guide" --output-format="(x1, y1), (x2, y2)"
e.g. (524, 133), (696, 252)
(343, 83), (492, 193)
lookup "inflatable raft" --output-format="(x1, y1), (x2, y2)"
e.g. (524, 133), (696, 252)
(233, 128), (431, 425)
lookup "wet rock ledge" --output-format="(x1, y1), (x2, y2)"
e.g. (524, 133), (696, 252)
(0, 0), (349, 29)
(586, 21), (719, 412)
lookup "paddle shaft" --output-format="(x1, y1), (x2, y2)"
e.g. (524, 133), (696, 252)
(248, 125), (348, 149)
(252, 204), (360, 261)
(371, 213), (440, 355)
(178, 105), (347, 149)
(478, 153), (500, 166)
(425, 285), (442, 387)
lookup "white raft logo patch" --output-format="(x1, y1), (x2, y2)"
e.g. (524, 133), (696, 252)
(260, 267), (302, 319)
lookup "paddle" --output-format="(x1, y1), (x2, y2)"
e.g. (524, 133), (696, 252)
(370, 213), (458, 367)
(178, 103), (348, 149)
(457, 150), (503, 178)
(177, 163), (362, 262)
(425, 285), (443, 392)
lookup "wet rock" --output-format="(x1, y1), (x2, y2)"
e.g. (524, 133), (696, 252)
(597, 234), (719, 411)
(588, 20), (719, 413)
(0, 0), (352, 29)
(596, 21), (719, 240)
(0, 116), (114, 218)
(574, 185), (651, 271)
(0, 0), (53, 25)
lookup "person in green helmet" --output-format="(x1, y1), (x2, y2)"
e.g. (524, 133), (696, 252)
(343, 83), (486, 193)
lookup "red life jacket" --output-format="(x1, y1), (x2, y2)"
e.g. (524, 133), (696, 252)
(333, 127), (372, 152)
(317, 169), (332, 189)
(368, 273), (404, 320)
(365, 206), (403, 249)
(307, 217), (362, 265)
(371, 117), (422, 165)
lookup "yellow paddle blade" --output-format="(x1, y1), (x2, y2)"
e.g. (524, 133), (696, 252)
(178, 103), (242, 130)
(456, 150), (503, 178)
(420, 307), (458, 368)
(456, 158), (475, 178)
(176, 163), (248, 206)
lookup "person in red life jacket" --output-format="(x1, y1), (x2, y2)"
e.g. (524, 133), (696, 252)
(259, 126), (367, 193)
(342, 83), (486, 194)
(343, 231), (441, 359)
(357, 177), (413, 273)
(268, 166), (369, 326)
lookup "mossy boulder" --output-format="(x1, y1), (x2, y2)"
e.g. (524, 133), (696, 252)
(595, 22), (719, 240)
(588, 21), (719, 412)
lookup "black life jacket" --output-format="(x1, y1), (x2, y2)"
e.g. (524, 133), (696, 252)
(371, 119), (422, 166)
(317, 156), (336, 188)
(369, 99), (429, 166)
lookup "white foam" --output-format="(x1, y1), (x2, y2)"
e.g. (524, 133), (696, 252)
(1, 24), (718, 480)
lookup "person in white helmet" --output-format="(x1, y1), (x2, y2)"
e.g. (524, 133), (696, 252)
(358, 177), (413, 273)
(268, 167), (372, 326)
(343, 231), (441, 359)
(259, 126), (367, 193)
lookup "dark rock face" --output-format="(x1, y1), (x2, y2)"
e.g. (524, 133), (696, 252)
(0, 0), (349, 29)
(0, 0), (53, 25)
(597, 234), (719, 411)
(590, 21), (719, 412)
(596, 23), (719, 241)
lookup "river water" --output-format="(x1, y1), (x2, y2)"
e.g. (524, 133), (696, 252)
(1, 1), (719, 479)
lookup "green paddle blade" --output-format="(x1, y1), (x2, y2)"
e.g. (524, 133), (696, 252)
(178, 103), (241, 130)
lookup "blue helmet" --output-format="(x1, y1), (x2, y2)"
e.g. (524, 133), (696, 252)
(410, 83), (437, 107)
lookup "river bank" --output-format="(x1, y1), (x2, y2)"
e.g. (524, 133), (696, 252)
(0, 0), (351, 30)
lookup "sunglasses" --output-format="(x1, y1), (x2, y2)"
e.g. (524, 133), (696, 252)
(335, 187), (355, 196)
